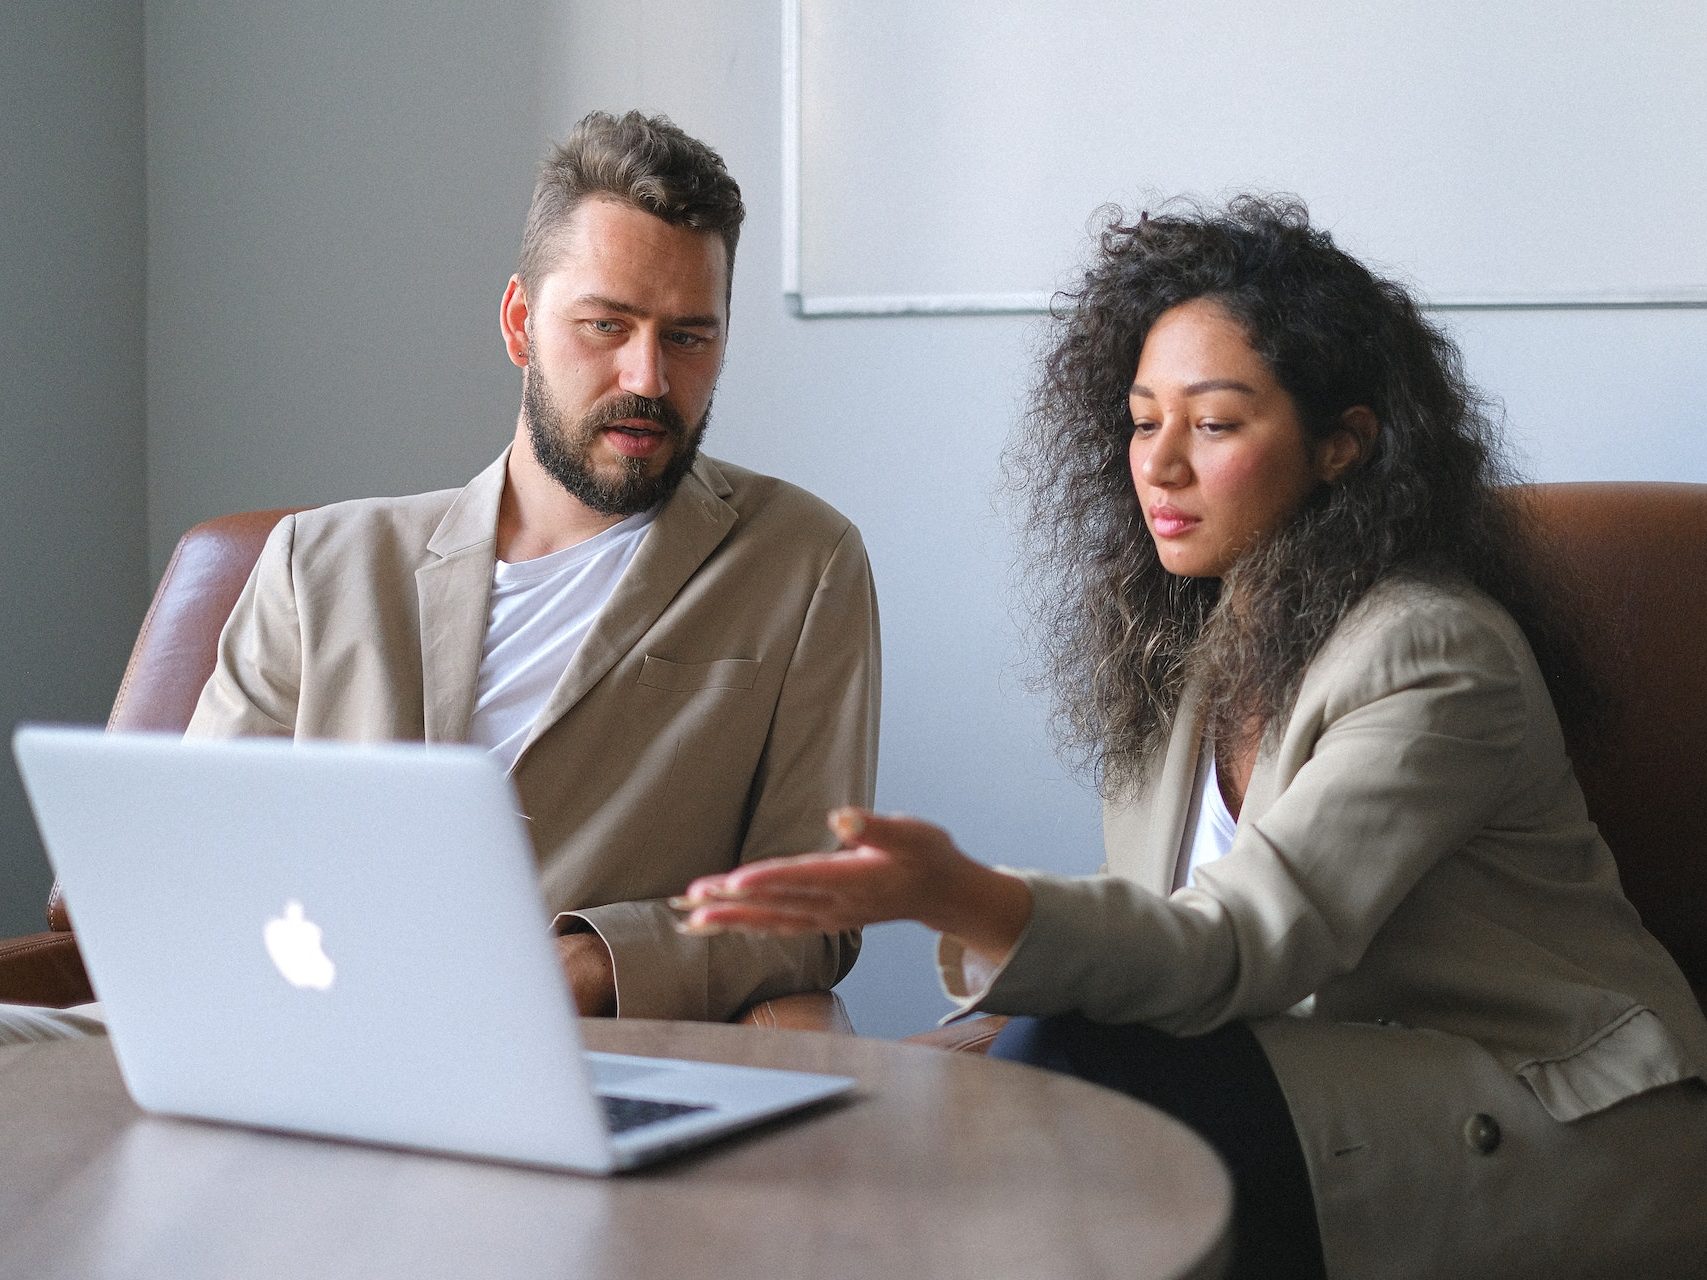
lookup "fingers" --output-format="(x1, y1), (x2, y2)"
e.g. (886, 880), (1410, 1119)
(675, 901), (840, 938)
(682, 853), (823, 899)
(828, 806), (867, 845)
(681, 850), (874, 902)
(733, 850), (889, 893)
(672, 871), (838, 937)
(672, 860), (882, 936)
(828, 807), (950, 855)
(669, 806), (955, 939)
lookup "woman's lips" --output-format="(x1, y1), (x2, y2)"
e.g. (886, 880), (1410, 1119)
(1149, 507), (1200, 537)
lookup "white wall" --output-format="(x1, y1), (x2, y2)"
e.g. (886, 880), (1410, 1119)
(419, 3), (1707, 1036)
(27, 2), (1705, 1031)
(795, 2), (1707, 310)
(0, 2), (148, 935)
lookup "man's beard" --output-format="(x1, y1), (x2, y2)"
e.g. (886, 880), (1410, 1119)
(522, 359), (709, 519)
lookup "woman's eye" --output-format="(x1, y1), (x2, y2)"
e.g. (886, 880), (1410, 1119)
(1130, 418), (1158, 436)
(1198, 419), (1236, 434)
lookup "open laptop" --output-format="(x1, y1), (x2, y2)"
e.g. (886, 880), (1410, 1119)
(11, 724), (854, 1174)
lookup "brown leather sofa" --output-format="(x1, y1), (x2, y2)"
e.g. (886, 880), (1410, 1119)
(0, 509), (851, 1033)
(912, 482), (1707, 1052)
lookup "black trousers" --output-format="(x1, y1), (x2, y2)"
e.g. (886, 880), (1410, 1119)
(991, 1014), (1326, 1280)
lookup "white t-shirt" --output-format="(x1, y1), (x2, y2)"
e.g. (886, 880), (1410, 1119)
(1175, 744), (1239, 890)
(466, 509), (655, 771)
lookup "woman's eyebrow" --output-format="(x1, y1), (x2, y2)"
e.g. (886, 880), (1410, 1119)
(1128, 378), (1258, 398)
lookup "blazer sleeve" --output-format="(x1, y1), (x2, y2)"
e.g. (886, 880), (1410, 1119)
(568, 522), (880, 1021)
(951, 591), (1531, 1033)
(184, 515), (303, 739)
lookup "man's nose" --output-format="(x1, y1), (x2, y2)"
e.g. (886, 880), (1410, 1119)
(617, 335), (669, 400)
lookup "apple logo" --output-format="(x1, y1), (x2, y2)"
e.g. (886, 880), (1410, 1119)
(263, 900), (336, 991)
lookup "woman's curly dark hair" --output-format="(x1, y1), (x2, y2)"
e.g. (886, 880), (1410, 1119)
(1010, 194), (1588, 793)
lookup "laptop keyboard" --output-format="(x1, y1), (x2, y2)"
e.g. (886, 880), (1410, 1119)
(598, 1094), (713, 1134)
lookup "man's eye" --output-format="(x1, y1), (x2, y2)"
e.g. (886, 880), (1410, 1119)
(588, 319), (622, 334)
(667, 331), (711, 350)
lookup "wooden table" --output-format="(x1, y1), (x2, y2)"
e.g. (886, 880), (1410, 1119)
(0, 1021), (1230, 1280)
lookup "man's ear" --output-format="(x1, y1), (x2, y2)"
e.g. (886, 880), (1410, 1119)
(1317, 405), (1379, 483)
(499, 275), (531, 369)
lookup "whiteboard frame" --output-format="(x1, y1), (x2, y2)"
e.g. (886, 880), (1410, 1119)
(780, 1), (1707, 318)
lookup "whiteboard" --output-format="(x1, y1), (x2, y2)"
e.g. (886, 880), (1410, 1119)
(783, 0), (1707, 316)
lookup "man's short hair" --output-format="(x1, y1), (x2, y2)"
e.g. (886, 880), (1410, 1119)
(518, 110), (745, 293)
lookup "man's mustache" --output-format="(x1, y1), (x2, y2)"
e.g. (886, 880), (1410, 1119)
(584, 394), (686, 438)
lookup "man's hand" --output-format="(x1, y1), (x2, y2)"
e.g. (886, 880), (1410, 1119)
(555, 929), (617, 1016)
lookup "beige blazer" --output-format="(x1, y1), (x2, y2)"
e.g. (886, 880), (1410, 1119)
(188, 451), (880, 1022)
(948, 577), (1707, 1275)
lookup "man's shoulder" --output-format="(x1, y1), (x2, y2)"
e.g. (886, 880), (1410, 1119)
(696, 454), (857, 545)
(283, 484), (466, 552)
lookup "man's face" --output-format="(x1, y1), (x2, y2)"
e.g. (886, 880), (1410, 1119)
(517, 198), (728, 517)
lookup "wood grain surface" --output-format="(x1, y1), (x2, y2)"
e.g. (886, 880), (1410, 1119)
(0, 1022), (1229, 1280)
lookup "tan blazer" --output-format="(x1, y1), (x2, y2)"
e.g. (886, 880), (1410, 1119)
(948, 577), (1707, 1275)
(188, 451), (880, 1022)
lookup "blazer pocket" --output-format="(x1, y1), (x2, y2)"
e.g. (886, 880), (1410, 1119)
(1516, 1005), (1703, 1122)
(637, 655), (760, 693)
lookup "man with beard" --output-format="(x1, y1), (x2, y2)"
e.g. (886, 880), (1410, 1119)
(0, 111), (878, 1039)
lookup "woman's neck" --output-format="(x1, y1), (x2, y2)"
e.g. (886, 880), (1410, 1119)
(1213, 719), (1262, 817)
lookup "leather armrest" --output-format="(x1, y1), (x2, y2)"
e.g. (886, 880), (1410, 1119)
(902, 1014), (1009, 1054)
(734, 989), (854, 1034)
(0, 931), (93, 1008)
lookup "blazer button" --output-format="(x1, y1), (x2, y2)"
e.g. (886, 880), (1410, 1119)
(1462, 1113), (1502, 1155)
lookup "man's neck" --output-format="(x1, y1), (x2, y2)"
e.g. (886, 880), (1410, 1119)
(497, 430), (627, 563)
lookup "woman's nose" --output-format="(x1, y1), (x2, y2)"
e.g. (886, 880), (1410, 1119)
(1138, 424), (1190, 487)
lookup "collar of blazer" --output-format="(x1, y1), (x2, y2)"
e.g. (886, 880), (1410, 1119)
(415, 446), (740, 751)
(1102, 682), (1207, 891)
(1104, 676), (1301, 890)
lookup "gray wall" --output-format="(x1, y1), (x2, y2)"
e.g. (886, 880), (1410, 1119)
(144, 0), (549, 568)
(11, 2), (1706, 1032)
(0, 2), (148, 934)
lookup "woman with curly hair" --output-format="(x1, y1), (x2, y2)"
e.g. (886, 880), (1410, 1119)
(678, 197), (1707, 1278)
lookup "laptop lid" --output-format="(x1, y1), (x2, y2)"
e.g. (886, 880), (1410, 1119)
(11, 726), (852, 1173)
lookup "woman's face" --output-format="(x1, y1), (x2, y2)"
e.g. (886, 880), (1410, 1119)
(1128, 298), (1343, 579)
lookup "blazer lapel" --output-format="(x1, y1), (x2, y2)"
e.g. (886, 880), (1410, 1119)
(513, 456), (737, 762)
(1099, 682), (1208, 894)
(417, 451), (506, 744)
(1103, 681), (1206, 891)
(1241, 718), (1287, 820)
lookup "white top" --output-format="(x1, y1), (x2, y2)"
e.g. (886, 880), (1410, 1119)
(1174, 745), (1238, 890)
(466, 509), (655, 771)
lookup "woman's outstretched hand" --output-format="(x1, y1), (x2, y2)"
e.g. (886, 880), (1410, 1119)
(672, 808), (1033, 966)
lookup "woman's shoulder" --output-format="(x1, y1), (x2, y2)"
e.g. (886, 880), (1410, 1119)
(1337, 573), (1527, 652)
(1305, 573), (1538, 708)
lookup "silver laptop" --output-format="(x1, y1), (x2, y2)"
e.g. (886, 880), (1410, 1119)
(11, 725), (854, 1174)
